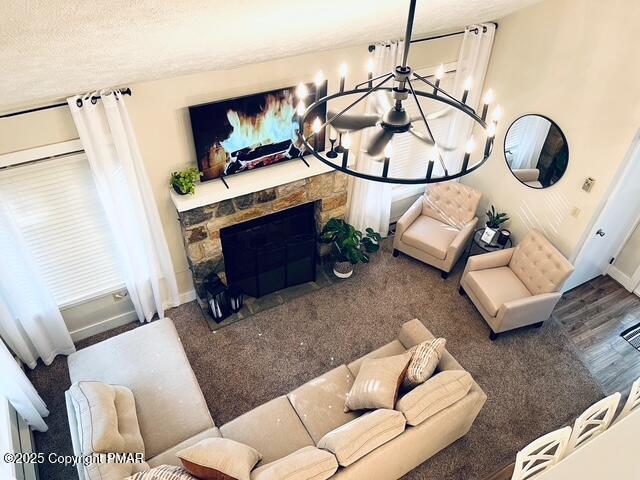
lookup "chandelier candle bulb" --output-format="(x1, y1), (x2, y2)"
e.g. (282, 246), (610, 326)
(296, 83), (309, 100)
(434, 64), (445, 94)
(315, 71), (325, 101)
(382, 143), (392, 178)
(312, 117), (322, 133)
(339, 62), (347, 93)
(462, 77), (473, 104)
(484, 122), (496, 157)
(296, 100), (306, 132)
(426, 159), (434, 180)
(462, 136), (476, 172)
(481, 89), (494, 121)
(367, 58), (374, 89)
(492, 105), (503, 123)
(342, 133), (351, 167)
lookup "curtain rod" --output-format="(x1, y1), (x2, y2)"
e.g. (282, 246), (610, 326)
(0, 88), (132, 120)
(368, 21), (499, 52)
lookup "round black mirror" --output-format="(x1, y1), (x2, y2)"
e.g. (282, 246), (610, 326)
(504, 114), (568, 189)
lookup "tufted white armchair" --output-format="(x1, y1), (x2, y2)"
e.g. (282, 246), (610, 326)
(460, 229), (574, 339)
(393, 182), (482, 278)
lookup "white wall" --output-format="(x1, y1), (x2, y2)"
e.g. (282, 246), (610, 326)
(0, 36), (460, 336)
(461, 0), (640, 258)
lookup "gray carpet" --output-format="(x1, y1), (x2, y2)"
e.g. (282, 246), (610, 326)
(28, 241), (604, 480)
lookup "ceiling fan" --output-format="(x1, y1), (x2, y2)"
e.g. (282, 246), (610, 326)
(296, 0), (500, 185)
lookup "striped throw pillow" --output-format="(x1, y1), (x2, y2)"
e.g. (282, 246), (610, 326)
(126, 465), (196, 480)
(403, 338), (446, 388)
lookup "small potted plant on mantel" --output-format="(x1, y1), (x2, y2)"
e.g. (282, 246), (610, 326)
(320, 218), (382, 278)
(170, 167), (202, 195)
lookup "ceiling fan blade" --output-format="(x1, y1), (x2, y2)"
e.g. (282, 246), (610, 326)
(367, 128), (395, 156)
(408, 127), (456, 152)
(328, 111), (380, 131)
(426, 106), (454, 121)
(408, 127), (435, 146)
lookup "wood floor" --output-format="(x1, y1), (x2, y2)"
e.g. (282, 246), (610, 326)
(553, 274), (640, 396)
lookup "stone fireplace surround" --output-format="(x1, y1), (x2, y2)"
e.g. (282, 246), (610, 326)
(176, 170), (348, 307)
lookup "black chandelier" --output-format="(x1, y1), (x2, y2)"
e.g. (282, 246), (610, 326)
(295, 0), (501, 185)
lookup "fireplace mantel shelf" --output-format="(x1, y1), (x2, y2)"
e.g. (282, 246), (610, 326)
(171, 155), (333, 212)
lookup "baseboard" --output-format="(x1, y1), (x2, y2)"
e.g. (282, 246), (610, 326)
(179, 289), (197, 304)
(608, 266), (634, 291)
(69, 310), (139, 342)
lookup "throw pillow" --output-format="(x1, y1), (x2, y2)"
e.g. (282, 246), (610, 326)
(396, 370), (473, 426)
(68, 381), (145, 455)
(344, 351), (412, 411)
(403, 338), (446, 388)
(126, 465), (195, 479)
(176, 438), (262, 480)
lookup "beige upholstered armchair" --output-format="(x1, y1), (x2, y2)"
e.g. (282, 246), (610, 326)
(460, 229), (574, 339)
(393, 182), (482, 278)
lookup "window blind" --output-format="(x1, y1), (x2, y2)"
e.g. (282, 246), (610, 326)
(0, 153), (124, 308)
(390, 68), (456, 200)
(504, 118), (523, 165)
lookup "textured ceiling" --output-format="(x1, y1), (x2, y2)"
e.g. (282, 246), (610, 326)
(0, 0), (539, 111)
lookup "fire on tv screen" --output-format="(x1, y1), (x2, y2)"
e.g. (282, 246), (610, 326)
(189, 83), (327, 182)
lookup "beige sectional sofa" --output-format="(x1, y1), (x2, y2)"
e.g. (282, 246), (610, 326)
(66, 318), (486, 479)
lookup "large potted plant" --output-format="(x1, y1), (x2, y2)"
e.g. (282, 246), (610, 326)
(170, 168), (202, 195)
(320, 218), (382, 278)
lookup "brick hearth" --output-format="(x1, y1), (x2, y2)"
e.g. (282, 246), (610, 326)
(177, 171), (348, 304)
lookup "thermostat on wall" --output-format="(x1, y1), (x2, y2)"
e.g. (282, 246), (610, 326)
(582, 177), (595, 192)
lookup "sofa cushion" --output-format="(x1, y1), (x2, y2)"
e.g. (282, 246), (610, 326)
(401, 216), (459, 260)
(84, 454), (149, 480)
(287, 365), (359, 443)
(177, 438), (261, 480)
(347, 340), (406, 377)
(509, 229), (574, 295)
(403, 338), (446, 388)
(68, 381), (145, 455)
(126, 465), (195, 479)
(317, 409), (406, 467)
(345, 351), (412, 411)
(220, 396), (315, 465)
(396, 370), (473, 426)
(464, 266), (532, 316)
(147, 427), (222, 468)
(67, 318), (215, 459)
(250, 446), (338, 480)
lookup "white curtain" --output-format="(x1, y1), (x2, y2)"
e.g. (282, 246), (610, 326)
(509, 116), (550, 169)
(0, 341), (49, 432)
(0, 203), (75, 368)
(68, 90), (180, 322)
(348, 41), (403, 236)
(443, 24), (496, 174)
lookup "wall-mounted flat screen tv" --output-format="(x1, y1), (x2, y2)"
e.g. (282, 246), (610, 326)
(189, 82), (327, 182)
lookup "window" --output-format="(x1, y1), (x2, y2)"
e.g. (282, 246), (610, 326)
(389, 64), (457, 220)
(0, 152), (124, 308)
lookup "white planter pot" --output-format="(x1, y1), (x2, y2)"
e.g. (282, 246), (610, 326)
(333, 261), (354, 278)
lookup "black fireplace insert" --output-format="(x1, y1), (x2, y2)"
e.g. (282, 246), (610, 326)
(220, 202), (317, 297)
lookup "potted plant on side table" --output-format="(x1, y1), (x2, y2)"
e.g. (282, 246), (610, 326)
(320, 218), (382, 278)
(170, 167), (203, 195)
(484, 205), (510, 245)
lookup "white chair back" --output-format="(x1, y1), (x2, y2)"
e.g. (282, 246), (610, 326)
(566, 392), (621, 454)
(617, 378), (640, 421)
(512, 426), (572, 480)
